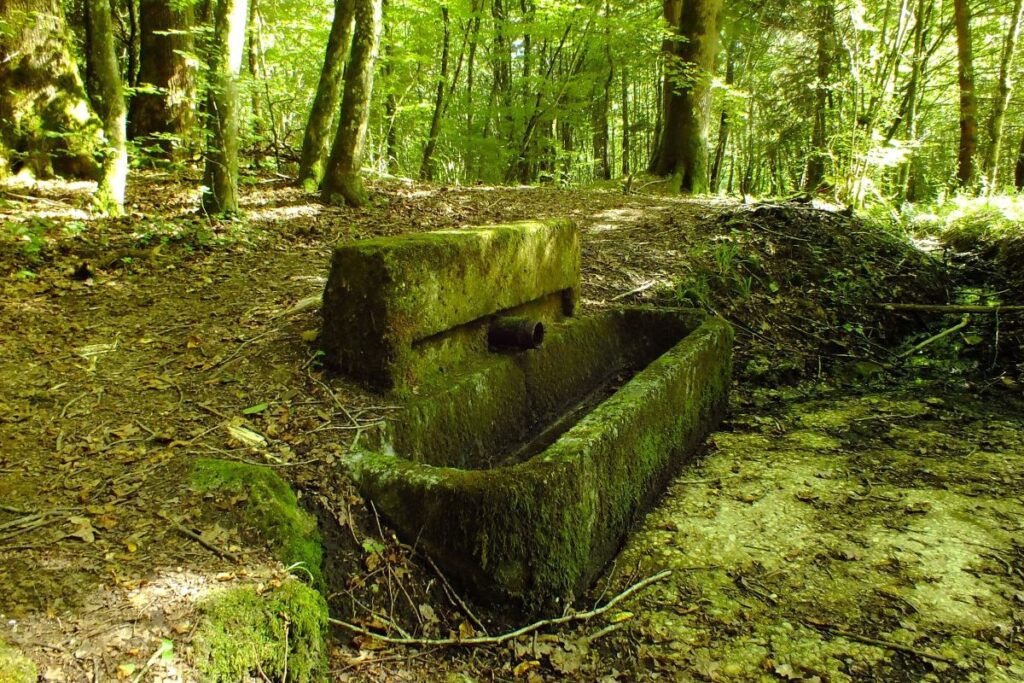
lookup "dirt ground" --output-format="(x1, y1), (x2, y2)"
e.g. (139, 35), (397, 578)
(1, 173), (1021, 681)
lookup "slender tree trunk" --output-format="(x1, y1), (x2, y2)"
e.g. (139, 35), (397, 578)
(803, 0), (834, 192)
(654, 0), (721, 193)
(298, 0), (355, 189)
(247, 0), (264, 165)
(0, 0), (101, 178)
(1016, 131), (1024, 191)
(381, 0), (399, 173)
(710, 36), (735, 193)
(126, 0), (140, 88)
(420, 4), (450, 180)
(621, 65), (630, 177)
(201, 0), (249, 215)
(322, 0), (383, 207)
(982, 0), (1023, 191)
(591, 62), (612, 181)
(87, 0), (128, 214)
(897, 0), (927, 201)
(129, 0), (195, 156)
(953, 0), (978, 190)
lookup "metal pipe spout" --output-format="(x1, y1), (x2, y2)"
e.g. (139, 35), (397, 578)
(488, 317), (545, 351)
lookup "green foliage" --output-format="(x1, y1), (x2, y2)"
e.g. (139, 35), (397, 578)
(0, 640), (36, 683)
(192, 580), (328, 683)
(190, 459), (324, 589)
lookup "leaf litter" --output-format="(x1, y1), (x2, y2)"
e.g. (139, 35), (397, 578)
(0, 172), (1021, 681)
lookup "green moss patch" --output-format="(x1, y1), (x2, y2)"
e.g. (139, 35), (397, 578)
(191, 459), (323, 588)
(192, 579), (328, 683)
(0, 640), (36, 683)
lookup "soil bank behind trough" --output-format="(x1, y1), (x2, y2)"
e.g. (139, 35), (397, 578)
(345, 308), (733, 610)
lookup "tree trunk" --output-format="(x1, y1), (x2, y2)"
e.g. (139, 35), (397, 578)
(298, 0), (355, 189)
(247, 0), (264, 165)
(709, 36), (735, 193)
(621, 65), (630, 177)
(653, 0), (721, 194)
(201, 0), (249, 215)
(87, 0), (128, 214)
(0, 0), (101, 178)
(1016, 131), (1024, 191)
(591, 63), (612, 181)
(419, 3), (450, 181)
(897, 0), (928, 201)
(321, 0), (383, 207)
(803, 0), (833, 192)
(953, 0), (978, 190)
(130, 0), (196, 157)
(982, 0), (1023, 191)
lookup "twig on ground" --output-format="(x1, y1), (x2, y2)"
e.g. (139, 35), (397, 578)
(610, 280), (657, 301)
(329, 569), (672, 647)
(871, 303), (1024, 314)
(423, 554), (489, 636)
(897, 315), (970, 359)
(805, 622), (956, 664)
(159, 513), (241, 563)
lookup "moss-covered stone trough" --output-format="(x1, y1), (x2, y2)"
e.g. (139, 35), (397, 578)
(346, 308), (732, 609)
(322, 219), (733, 609)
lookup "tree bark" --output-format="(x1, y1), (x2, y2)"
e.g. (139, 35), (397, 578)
(86, 0), (128, 214)
(953, 0), (978, 190)
(982, 0), (1023, 191)
(321, 0), (383, 207)
(653, 0), (721, 194)
(621, 65), (630, 177)
(0, 0), (101, 178)
(419, 3), (450, 181)
(298, 0), (355, 189)
(803, 0), (834, 192)
(591, 63), (612, 181)
(1016, 131), (1024, 191)
(709, 35), (735, 193)
(201, 0), (249, 215)
(130, 0), (195, 157)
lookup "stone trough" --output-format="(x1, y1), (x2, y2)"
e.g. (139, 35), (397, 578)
(323, 219), (733, 610)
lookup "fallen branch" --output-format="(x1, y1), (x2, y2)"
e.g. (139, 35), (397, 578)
(806, 622), (956, 664)
(898, 315), (970, 359)
(871, 303), (1024, 314)
(424, 554), (489, 636)
(159, 513), (241, 563)
(329, 569), (672, 647)
(611, 280), (657, 301)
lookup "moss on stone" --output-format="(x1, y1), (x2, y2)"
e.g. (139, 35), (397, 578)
(0, 640), (36, 683)
(192, 579), (328, 683)
(191, 459), (323, 589)
(322, 219), (580, 390)
(347, 312), (733, 611)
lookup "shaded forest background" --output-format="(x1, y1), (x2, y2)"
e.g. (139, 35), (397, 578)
(2, 0), (1023, 212)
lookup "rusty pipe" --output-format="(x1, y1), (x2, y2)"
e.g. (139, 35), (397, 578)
(488, 317), (545, 351)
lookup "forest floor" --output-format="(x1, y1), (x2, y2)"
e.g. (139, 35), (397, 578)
(1, 173), (1022, 682)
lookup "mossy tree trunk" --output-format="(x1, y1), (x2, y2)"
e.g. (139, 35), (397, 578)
(982, 0), (1023, 191)
(0, 0), (101, 179)
(653, 0), (721, 194)
(953, 0), (978, 191)
(201, 0), (249, 216)
(803, 0), (834, 192)
(86, 0), (128, 215)
(321, 0), (382, 207)
(130, 0), (195, 157)
(297, 0), (355, 190)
